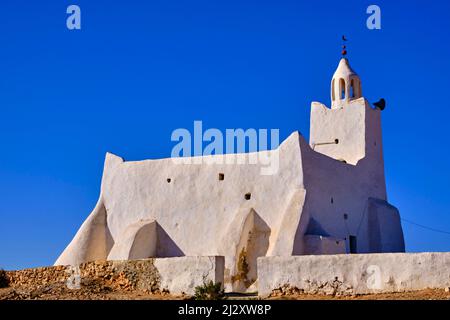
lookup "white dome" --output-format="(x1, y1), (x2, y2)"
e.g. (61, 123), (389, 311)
(333, 58), (358, 79)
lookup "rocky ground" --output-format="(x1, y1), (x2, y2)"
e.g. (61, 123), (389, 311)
(268, 288), (450, 300)
(0, 279), (184, 300)
(1, 262), (449, 300)
(0, 262), (184, 300)
(1, 284), (450, 300)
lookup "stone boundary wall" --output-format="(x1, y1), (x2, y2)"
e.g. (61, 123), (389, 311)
(257, 253), (450, 297)
(5, 256), (224, 296)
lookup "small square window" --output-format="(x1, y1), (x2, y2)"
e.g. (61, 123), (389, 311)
(219, 173), (224, 181)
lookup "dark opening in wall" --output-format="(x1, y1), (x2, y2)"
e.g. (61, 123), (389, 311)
(331, 197), (334, 204)
(349, 235), (357, 254)
(219, 173), (224, 181)
(339, 78), (345, 100)
(167, 178), (171, 183)
(335, 139), (339, 144)
(343, 213), (348, 220)
(245, 193), (251, 200)
(350, 79), (355, 98)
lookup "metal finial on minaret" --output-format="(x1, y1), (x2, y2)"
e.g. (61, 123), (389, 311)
(341, 35), (347, 57)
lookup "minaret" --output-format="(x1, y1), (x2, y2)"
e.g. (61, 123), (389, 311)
(309, 44), (387, 199)
(331, 58), (362, 109)
(310, 54), (370, 165)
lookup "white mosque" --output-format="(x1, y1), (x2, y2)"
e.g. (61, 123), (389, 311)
(55, 56), (405, 292)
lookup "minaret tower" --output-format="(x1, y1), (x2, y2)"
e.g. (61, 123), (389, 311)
(330, 37), (363, 109)
(331, 58), (362, 109)
(309, 40), (387, 199)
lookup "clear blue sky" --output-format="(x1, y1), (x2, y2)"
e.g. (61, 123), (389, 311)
(1, 0), (450, 270)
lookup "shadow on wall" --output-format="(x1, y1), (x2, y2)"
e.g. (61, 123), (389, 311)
(54, 202), (185, 265)
(304, 217), (330, 237)
(107, 219), (184, 261)
(155, 222), (184, 257)
(232, 209), (271, 292)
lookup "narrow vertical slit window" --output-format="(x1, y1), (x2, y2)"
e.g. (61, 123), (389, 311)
(350, 79), (355, 98)
(349, 235), (357, 254)
(340, 78), (345, 100)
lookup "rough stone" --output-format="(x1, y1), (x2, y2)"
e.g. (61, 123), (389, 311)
(6, 256), (224, 296)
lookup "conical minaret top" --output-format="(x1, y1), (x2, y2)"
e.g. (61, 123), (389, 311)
(331, 39), (362, 109)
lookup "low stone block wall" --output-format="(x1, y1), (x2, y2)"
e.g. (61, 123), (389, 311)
(154, 256), (224, 295)
(257, 253), (450, 297)
(6, 256), (224, 296)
